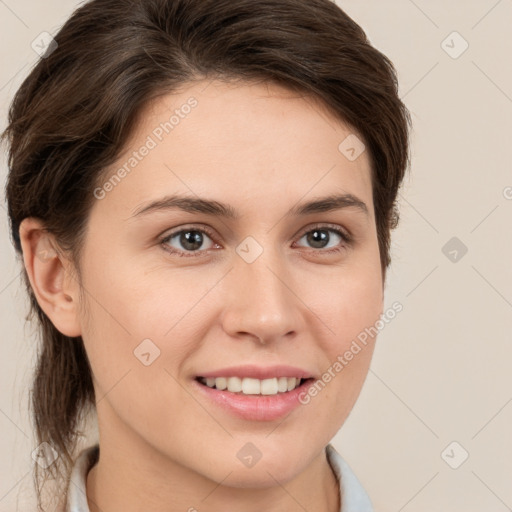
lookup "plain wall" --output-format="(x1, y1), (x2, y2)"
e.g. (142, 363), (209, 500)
(1, 1), (511, 510)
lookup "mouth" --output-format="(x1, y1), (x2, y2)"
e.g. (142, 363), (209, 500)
(192, 375), (316, 421)
(195, 376), (314, 396)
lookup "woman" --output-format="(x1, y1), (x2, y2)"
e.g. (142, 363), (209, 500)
(2, 0), (411, 510)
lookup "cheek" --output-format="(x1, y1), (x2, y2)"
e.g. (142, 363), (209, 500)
(77, 252), (213, 391)
(311, 256), (383, 346)
(330, 279), (382, 349)
(300, 270), (381, 432)
(308, 252), (382, 393)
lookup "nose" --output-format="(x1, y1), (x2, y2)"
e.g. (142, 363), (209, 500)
(220, 245), (304, 344)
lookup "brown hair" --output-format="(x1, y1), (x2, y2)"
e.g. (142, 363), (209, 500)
(2, 0), (411, 508)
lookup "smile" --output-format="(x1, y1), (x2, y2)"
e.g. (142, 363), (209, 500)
(193, 376), (315, 421)
(196, 376), (306, 395)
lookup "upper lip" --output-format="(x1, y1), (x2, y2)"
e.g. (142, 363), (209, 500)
(196, 365), (315, 380)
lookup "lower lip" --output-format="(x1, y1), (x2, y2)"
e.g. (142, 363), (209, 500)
(192, 378), (315, 421)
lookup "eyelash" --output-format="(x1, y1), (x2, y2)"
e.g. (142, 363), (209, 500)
(159, 223), (353, 259)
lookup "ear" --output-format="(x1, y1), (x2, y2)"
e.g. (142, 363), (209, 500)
(18, 217), (82, 337)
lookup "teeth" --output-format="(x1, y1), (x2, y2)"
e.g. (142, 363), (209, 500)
(278, 377), (288, 393)
(199, 376), (304, 395)
(242, 378), (260, 394)
(287, 377), (297, 391)
(227, 376), (242, 392)
(214, 377), (227, 390)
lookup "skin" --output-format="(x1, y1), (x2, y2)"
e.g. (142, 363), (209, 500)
(20, 79), (384, 512)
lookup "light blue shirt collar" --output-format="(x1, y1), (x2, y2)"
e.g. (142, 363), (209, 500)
(66, 443), (374, 511)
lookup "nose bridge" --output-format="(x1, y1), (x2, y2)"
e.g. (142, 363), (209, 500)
(222, 239), (300, 342)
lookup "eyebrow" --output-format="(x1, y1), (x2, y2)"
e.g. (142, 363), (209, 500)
(130, 193), (369, 219)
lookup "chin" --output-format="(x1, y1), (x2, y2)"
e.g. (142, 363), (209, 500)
(212, 463), (301, 489)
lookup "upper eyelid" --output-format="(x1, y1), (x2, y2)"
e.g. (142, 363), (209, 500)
(296, 223), (351, 238)
(160, 224), (218, 243)
(160, 223), (351, 248)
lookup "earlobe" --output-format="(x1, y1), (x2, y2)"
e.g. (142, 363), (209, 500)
(18, 218), (82, 337)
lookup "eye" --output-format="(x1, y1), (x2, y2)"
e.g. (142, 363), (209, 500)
(159, 223), (352, 258)
(294, 224), (352, 254)
(160, 226), (219, 257)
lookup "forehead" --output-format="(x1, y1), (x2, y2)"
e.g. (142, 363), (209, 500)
(92, 79), (374, 221)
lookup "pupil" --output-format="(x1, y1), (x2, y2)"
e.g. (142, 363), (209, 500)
(181, 231), (203, 250)
(308, 229), (328, 248)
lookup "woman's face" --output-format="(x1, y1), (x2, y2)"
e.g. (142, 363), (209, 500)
(77, 79), (383, 486)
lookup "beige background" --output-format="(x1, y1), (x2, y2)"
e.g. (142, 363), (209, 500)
(1, 1), (511, 510)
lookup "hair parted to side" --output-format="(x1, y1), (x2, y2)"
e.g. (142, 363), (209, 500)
(2, 0), (411, 508)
